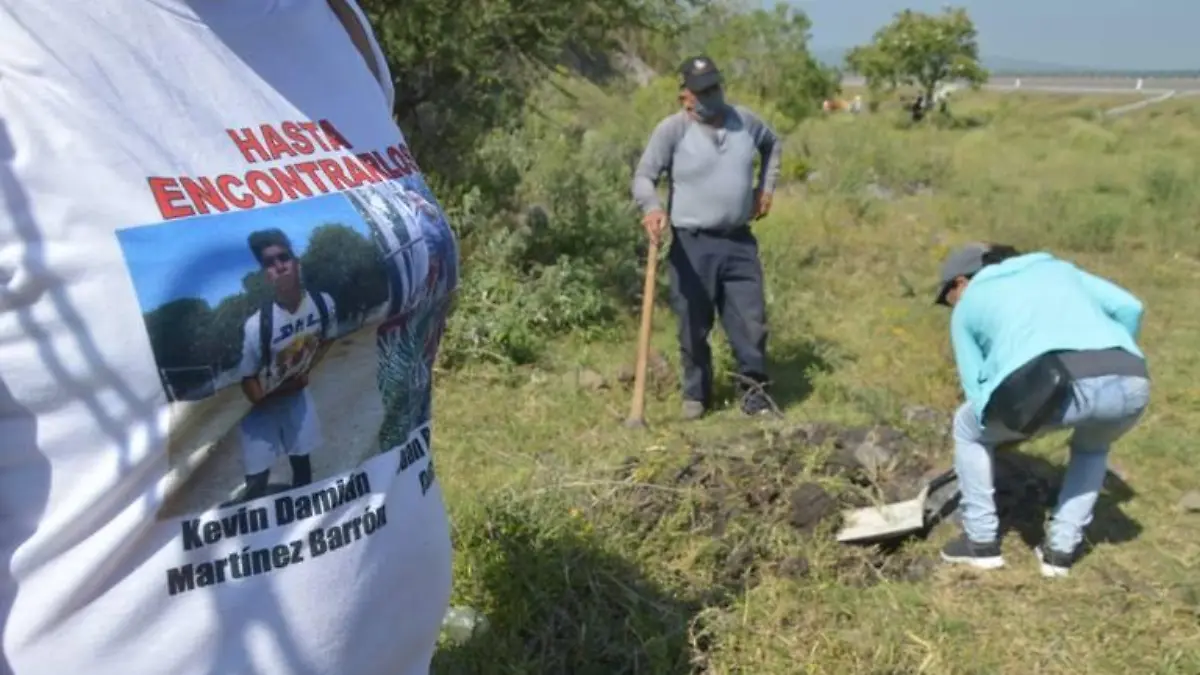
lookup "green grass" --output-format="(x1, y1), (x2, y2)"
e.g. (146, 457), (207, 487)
(429, 90), (1200, 674)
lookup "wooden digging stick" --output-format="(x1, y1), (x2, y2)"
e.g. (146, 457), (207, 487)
(624, 230), (662, 428)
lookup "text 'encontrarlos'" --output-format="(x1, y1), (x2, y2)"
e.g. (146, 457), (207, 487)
(146, 120), (421, 220)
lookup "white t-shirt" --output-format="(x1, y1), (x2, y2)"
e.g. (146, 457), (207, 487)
(240, 291), (337, 391)
(0, 2), (459, 674)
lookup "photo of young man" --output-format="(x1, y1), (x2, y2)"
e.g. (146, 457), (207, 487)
(231, 228), (337, 504)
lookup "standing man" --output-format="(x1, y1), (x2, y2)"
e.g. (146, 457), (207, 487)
(235, 228), (336, 503)
(631, 56), (783, 419)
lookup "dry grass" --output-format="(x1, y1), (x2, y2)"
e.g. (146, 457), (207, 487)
(429, 90), (1200, 674)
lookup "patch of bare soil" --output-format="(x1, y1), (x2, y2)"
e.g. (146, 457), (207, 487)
(610, 422), (947, 596)
(614, 349), (676, 399)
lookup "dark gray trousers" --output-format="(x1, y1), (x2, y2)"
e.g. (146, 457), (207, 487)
(667, 226), (769, 405)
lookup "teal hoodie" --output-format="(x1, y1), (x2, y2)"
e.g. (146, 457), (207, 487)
(950, 251), (1145, 419)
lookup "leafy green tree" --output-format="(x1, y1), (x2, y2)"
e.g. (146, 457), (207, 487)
(358, 0), (702, 192)
(680, 2), (838, 124)
(207, 293), (257, 371)
(143, 297), (218, 400)
(144, 298), (213, 369)
(845, 7), (987, 106)
(300, 223), (390, 325)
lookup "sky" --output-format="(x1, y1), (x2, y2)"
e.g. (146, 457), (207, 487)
(788, 0), (1197, 70)
(116, 193), (369, 312)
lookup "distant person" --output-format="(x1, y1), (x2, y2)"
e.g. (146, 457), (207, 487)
(632, 55), (782, 420)
(911, 94), (926, 122)
(934, 243), (1150, 578)
(233, 228), (335, 504)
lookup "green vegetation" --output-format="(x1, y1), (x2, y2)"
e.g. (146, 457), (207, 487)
(845, 7), (988, 105)
(359, 0), (834, 366)
(359, 1), (1200, 672)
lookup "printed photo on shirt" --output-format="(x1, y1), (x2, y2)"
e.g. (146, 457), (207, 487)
(115, 179), (457, 519)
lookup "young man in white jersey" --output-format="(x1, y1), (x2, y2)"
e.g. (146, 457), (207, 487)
(0, 2), (460, 673)
(233, 229), (335, 504)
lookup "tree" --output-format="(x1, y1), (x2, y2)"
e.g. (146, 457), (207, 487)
(301, 223), (390, 325)
(845, 7), (987, 108)
(145, 298), (214, 370)
(682, 3), (838, 124)
(207, 293), (257, 371)
(358, 0), (705, 191)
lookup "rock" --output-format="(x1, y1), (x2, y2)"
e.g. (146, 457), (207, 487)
(903, 405), (945, 427)
(745, 484), (781, 509)
(905, 180), (933, 196)
(853, 442), (894, 474)
(441, 605), (490, 645)
(1167, 584), (1199, 616)
(1178, 491), (1200, 513)
(616, 349), (674, 391)
(864, 182), (895, 200)
(776, 556), (811, 580)
(897, 555), (936, 582)
(616, 365), (635, 385)
(576, 368), (608, 391)
(647, 350), (673, 383)
(611, 50), (657, 87)
(787, 482), (837, 533)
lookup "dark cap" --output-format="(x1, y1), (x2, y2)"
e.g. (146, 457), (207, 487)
(934, 242), (989, 305)
(679, 56), (722, 92)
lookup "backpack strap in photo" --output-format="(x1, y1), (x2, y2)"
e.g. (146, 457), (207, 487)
(258, 301), (275, 378)
(309, 290), (332, 340)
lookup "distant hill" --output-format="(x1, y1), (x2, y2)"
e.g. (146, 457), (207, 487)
(813, 47), (1082, 73)
(811, 47), (849, 69)
(813, 47), (1196, 77)
(982, 56), (1090, 74)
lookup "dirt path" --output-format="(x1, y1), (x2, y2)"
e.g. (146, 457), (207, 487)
(158, 328), (384, 519)
(1104, 89), (1177, 116)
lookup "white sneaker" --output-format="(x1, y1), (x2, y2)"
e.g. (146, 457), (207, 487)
(1035, 546), (1072, 578)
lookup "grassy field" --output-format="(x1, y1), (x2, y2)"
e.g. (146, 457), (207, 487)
(429, 90), (1200, 674)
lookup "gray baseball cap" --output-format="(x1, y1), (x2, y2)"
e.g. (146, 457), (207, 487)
(934, 242), (990, 305)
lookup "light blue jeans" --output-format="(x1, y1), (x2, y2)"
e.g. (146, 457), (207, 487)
(953, 374), (1151, 554)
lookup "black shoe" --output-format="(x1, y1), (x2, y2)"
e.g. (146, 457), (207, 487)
(289, 454), (313, 487)
(1035, 546), (1075, 578)
(740, 390), (774, 417)
(940, 533), (1005, 570)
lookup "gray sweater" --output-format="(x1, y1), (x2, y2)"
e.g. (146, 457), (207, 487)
(631, 105), (782, 231)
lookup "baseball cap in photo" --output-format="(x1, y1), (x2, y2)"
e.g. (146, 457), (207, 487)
(680, 56), (722, 92)
(934, 242), (990, 305)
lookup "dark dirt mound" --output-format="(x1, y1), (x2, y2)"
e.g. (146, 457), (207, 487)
(610, 422), (948, 596)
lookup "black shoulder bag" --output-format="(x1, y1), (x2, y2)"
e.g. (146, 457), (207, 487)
(982, 350), (1075, 437)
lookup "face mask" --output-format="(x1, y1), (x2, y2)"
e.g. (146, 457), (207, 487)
(692, 89), (725, 121)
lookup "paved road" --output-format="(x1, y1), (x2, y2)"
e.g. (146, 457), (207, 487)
(841, 75), (1200, 94)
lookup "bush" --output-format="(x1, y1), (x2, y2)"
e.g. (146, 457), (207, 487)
(438, 77), (653, 366)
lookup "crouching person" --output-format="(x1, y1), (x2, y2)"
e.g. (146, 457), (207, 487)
(934, 243), (1150, 577)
